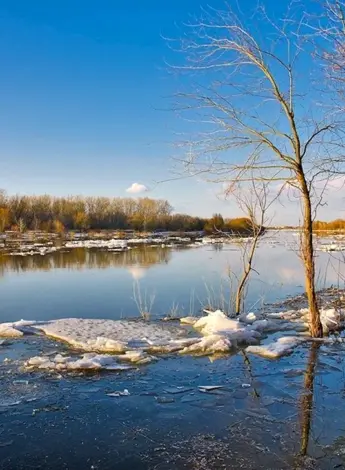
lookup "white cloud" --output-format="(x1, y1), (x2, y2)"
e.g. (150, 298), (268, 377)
(126, 182), (148, 194)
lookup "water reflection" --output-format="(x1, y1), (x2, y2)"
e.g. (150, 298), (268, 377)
(299, 342), (320, 460)
(0, 246), (172, 276)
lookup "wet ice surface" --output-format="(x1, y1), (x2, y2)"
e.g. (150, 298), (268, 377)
(1, 337), (345, 469)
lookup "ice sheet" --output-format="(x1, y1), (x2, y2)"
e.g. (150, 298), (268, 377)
(36, 318), (189, 353)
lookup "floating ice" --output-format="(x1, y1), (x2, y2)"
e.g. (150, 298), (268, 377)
(246, 336), (304, 359)
(194, 310), (242, 335)
(190, 310), (261, 346)
(180, 334), (232, 354)
(198, 385), (223, 392)
(0, 324), (23, 338)
(117, 350), (156, 365)
(25, 353), (134, 371)
(316, 244), (345, 252)
(36, 318), (189, 353)
(0, 320), (38, 337)
(3, 303), (345, 370)
(65, 239), (128, 250)
(239, 312), (263, 324)
(107, 389), (130, 397)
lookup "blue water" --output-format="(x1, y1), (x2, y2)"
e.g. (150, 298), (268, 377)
(1, 232), (345, 468)
(0, 232), (344, 322)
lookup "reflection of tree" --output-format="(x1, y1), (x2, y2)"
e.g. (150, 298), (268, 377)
(299, 342), (320, 459)
(242, 350), (260, 398)
(211, 243), (223, 252)
(0, 247), (172, 276)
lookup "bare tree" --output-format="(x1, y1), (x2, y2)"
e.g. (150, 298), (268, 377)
(171, 4), (345, 337)
(309, 0), (345, 101)
(226, 181), (270, 316)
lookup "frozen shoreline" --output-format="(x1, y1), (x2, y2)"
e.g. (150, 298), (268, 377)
(1, 229), (345, 257)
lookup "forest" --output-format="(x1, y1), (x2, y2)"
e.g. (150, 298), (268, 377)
(1, 190), (343, 235)
(0, 191), (254, 234)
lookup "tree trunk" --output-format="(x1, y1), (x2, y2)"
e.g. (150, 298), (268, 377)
(235, 234), (260, 315)
(235, 273), (247, 315)
(299, 174), (323, 338)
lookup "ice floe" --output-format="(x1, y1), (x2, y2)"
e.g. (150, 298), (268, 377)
(2, 305), (345, 371)
(0, 320), (39, 338)
(246, 337), (303, 359)
(9, 246), (60, 257)
(64, 239), (128, 250)
(35, 318), (189, 353)
(316, 244), (345, 252)
(25, 353), (134, 371)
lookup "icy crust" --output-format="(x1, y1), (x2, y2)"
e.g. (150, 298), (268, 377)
(246, 337), (303, 359)
(26, 353), (135, 371)
(35, 318), (193, 353)
(0, 320), (39, 337)
(1, 306), (345, 370)
(317, 244), (345, 252)
(64, 236), (193, 250)
(65, 239), (128, 250)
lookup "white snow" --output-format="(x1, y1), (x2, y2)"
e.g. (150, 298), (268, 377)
(239, 312), (262, 324)
(26, 353), (134, 371)
(36, 318), (190, 353)
(320, 308), (345, 333)
(194, 310), (242, 335)
(190, 310), (262, 346)
(65, 239), (128, 250)
(117, 350), (157, 364)
(180, 335), (232, 354)
(3, 304), (345, 370)
(0, 320), (38, 337)
(316, 243), (345, 252)
(107, 389), (130, 397)
(246, 336), (304, 359)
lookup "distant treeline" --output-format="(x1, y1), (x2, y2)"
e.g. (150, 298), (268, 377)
(0, 191), (254, 234)
(313, 219), (345, 231)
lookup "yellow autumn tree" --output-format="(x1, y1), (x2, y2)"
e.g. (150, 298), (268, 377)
(0, 208), (10, 232)
(73, 211), (89, 231)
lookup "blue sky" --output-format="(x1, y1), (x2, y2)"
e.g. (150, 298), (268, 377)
(0, 0), (343, 222)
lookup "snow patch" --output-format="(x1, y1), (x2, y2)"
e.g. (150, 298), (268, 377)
(26, 353), (134, 371)
(0, 320), (38, 337)
(194, 310), (242, 335)
(35, 318), (189, 353)
(65, 239), (128, 250)
(239, 312), (262, 324)
(180, 334), (232, 354)
(3, 304), (345, 370)
(246, 336), (304, 359)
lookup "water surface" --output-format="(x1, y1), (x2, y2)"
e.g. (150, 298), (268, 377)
(1, 231), (345, 469)
(0, 231), (344, 323)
